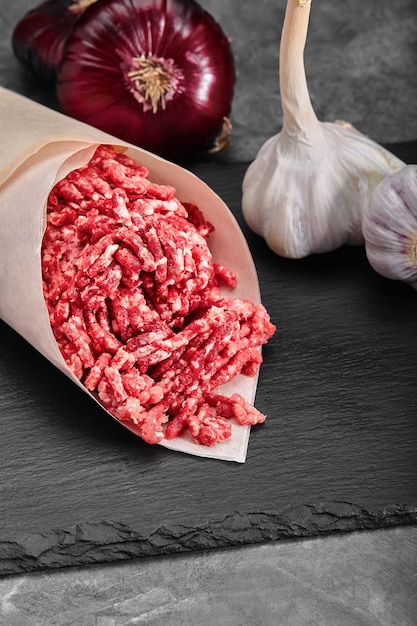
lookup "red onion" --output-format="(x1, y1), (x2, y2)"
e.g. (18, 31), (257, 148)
(12, 0), (97, 82)
(56, 0), (235, 160)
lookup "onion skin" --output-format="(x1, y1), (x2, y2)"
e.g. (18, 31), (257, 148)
(56, 0), (235, 161)
(11, 0), (94, 82)
(363, 164), (417, 289)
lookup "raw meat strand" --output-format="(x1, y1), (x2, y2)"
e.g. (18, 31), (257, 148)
(61, 314), (95, 369)
(92, 149), (176, 203)
(69, 164), (113, 198)
(134, 218), (168, 283)
(165, 395), (235, 445)
(110, 289), (164, 341)
(98, 158), (148, 188)
(108, 151), (150, 179)
(64, 350), (84, 380)
(148, 325), (209, 381)
(114, 248), (142, 288)
(111, 331), (180, 373)
(152, 224), (186, 290)
(104, 168), (148, 197)
(75, 228), (155, 277)
(188, 406), (232, 446)
(121, 370), (158, 399)
(213, 263), (237, 288)
(52, 179), (85, 203)
(166, 393), (233, 446)
(96, 377), (168, 444)
(165, 410), (195, 440)
(204, 392), (266, 426)
(104, 365), (128, 404)
(216, 298), (276, 347)
(197, 318), (241, 385)
(182, 202), (214, 240)
(47, 206), (78, 227)
(83, 305), (122, 355)
(43, 225), (80, 276)
(66, 169), (99, 199)
(149, 217), (211, 313)
(80, 264), (123, 305)
(85, 242), (120, 279)
(139, 408), (169, 445)
(168, 301), (267, 389)
(208, 347), (264, 391)
(110, 290), (156, 340)
(108, 188), (133, 226)
(84, 352), (112, 391)
(76, 213), (116, 244)
(131, 196), (186, 218)
(52, 296), (71, 326)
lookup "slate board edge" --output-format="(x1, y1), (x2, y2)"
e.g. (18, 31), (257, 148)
(1, 141), (416, 578)
(1, 501), (416, 577)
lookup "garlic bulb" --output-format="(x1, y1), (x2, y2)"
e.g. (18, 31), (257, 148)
(242, 0), (405, 259)
(363, 165), (417, 289)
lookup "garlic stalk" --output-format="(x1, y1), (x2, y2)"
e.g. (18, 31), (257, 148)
(363, 165), (417, 289)
(242, 0), (405, 259)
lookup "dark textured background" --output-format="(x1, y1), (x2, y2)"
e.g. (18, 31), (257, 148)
(1, 0), (416, 160)
(1, 0), (417, 577)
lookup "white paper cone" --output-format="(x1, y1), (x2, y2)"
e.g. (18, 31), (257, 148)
(0, 88), (262, 463)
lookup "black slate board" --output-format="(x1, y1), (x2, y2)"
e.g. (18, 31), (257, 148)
(1, 145), (417, 576)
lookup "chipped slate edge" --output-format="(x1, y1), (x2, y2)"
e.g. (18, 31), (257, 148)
(1, 501), (417, 576)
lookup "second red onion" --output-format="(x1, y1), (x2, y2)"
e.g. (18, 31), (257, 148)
(12, 0), (97, 82)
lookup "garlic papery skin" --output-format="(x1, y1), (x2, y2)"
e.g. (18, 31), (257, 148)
(363, 165), (417, 289)
(242, 0), (405, 259)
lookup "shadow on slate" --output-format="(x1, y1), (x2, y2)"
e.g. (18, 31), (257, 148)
(1, 143), (417, 576)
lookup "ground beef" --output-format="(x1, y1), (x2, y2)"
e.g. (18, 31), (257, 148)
(41, 145), (276, 446)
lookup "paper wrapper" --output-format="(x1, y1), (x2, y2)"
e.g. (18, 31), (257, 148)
(0, 87), (262, 463)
